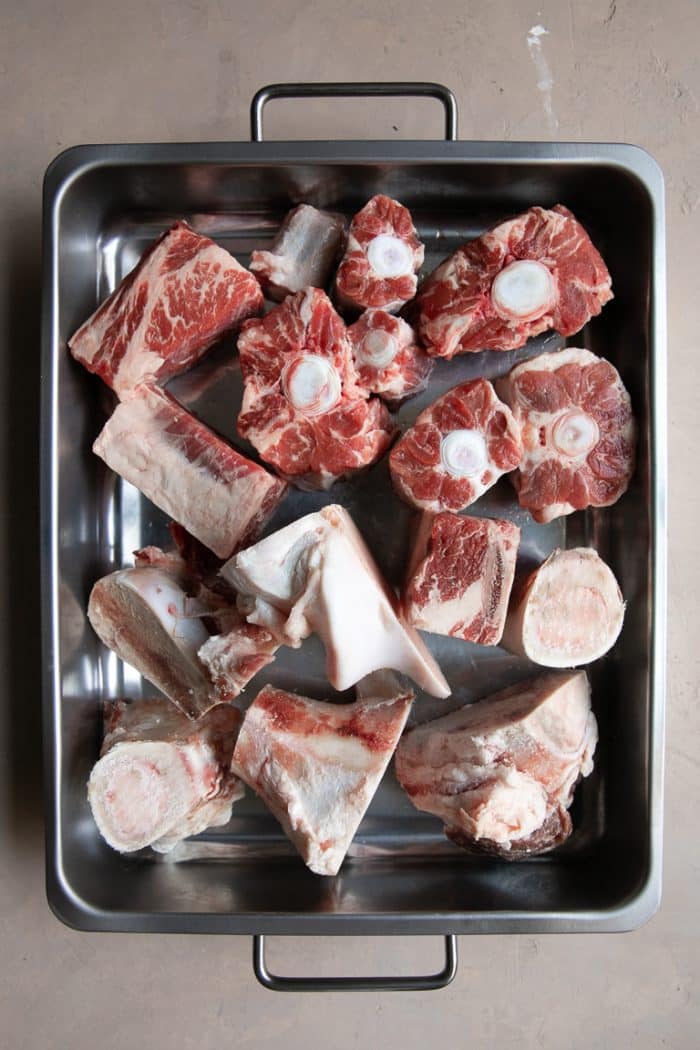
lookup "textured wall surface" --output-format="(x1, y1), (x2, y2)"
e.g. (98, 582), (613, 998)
(1, 2), (697, 1046)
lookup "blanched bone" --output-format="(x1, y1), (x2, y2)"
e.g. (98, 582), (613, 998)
(223, 504), (451, 697)
(502, 547), (625, 667)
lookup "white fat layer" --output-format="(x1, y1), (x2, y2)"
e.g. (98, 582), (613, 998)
(491, 260), (556, 321)
(396, 671), (596, 845)
(87, 741), (197, 852)
(121, 568), (209, 662)
(410, 580), (482, 635)
(281, 354), (341, 416)
(440, 429), (489, 478)
(552, 411), (600, 457)
(366, 234), (413, 278)
(358, 329), (399, 368)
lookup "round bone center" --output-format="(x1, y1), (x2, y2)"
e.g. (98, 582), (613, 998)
(282, 354), (341, 416)
(366, 234), (413, 279)
(440, 429), (489, 478)
(358, 328), (399, 369)
(552, 410), (600, 457)
(491, 260), (556, 321)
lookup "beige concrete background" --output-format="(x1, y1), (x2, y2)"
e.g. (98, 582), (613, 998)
(1, 0), (697, 1045)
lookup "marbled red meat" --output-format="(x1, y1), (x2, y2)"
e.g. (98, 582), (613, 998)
(237, 288), (395, 489)
(347, 309), (433, 404)
(87, 698), (243, 854)
(496, 347), (636, 523)
(231, 673), (413, 874)
(395, 671), (597, 859)
(250, 204), (345, 301)
(416, 205), (613, 358)
(334, 195), (424, 313)
(389, 379), (523, 513)
(93, 383), (288, 557)
(69, 220), (263, 397)
(404, 512), (520, 645)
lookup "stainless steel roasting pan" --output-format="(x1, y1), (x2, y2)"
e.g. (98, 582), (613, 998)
(41, 83), (666, 991)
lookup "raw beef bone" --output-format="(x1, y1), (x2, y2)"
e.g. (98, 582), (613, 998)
(231, 673), (413, 875)
(347, 309), (433, 404)
(237, 287), (395, 490)
(89, 561), (213, 719)
(395, 671), (597, 859)
(87, 698), (243, 854)
(249, 204), (345, 301)
(389, 379), (523, 513)
(88, 549), (279, 718)
(416, 205), (613, 358)
(334, 195), (424, 313)
(93, 382), (288, 558)
(222, 503), (451, 698)
(502, 547), (625, 666)
(496, 347), (636, 522)
(404, 512), (520, 646)
(69, 220), (263, 398)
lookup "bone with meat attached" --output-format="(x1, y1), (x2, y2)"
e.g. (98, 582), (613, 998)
(334, 195), (424, 313)
(89, 548), (279, 718)
(416, 205), (613, 358)
(92, 382), (288, 558)
(347, 309), (434, 404)
(395, 671), (597, 859)
(249, 204), (346, 301)
(222, 504), (451, 698)
(237, 287), (395, 490)
(87, 698), (243, 854)
(389, 379), (523, 513)
(69, 220), (263, 398)
(502, 547), (625, 666)
(231, 673), (413, 875)
(496, 347), (636, 522)
(404, 512), (520, 646)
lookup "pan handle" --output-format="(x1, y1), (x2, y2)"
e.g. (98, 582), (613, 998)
(252, 934), (458, 992)
(250, 82), (458, 142)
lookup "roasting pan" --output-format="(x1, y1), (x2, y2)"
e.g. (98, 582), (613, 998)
(41, 83), (667, 991)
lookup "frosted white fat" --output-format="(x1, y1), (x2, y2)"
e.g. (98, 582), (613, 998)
(465, 768), (549, 845)
(440, 429), (488, 478)
(491, 260), (556, 321)
(358, 329), (399, 368)
(282, 354), (341, 416)
(366, 234), (413, 278)
(552, 411), (600, 457)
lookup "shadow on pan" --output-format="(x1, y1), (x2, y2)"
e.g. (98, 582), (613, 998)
(1, 216), (44, 855)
